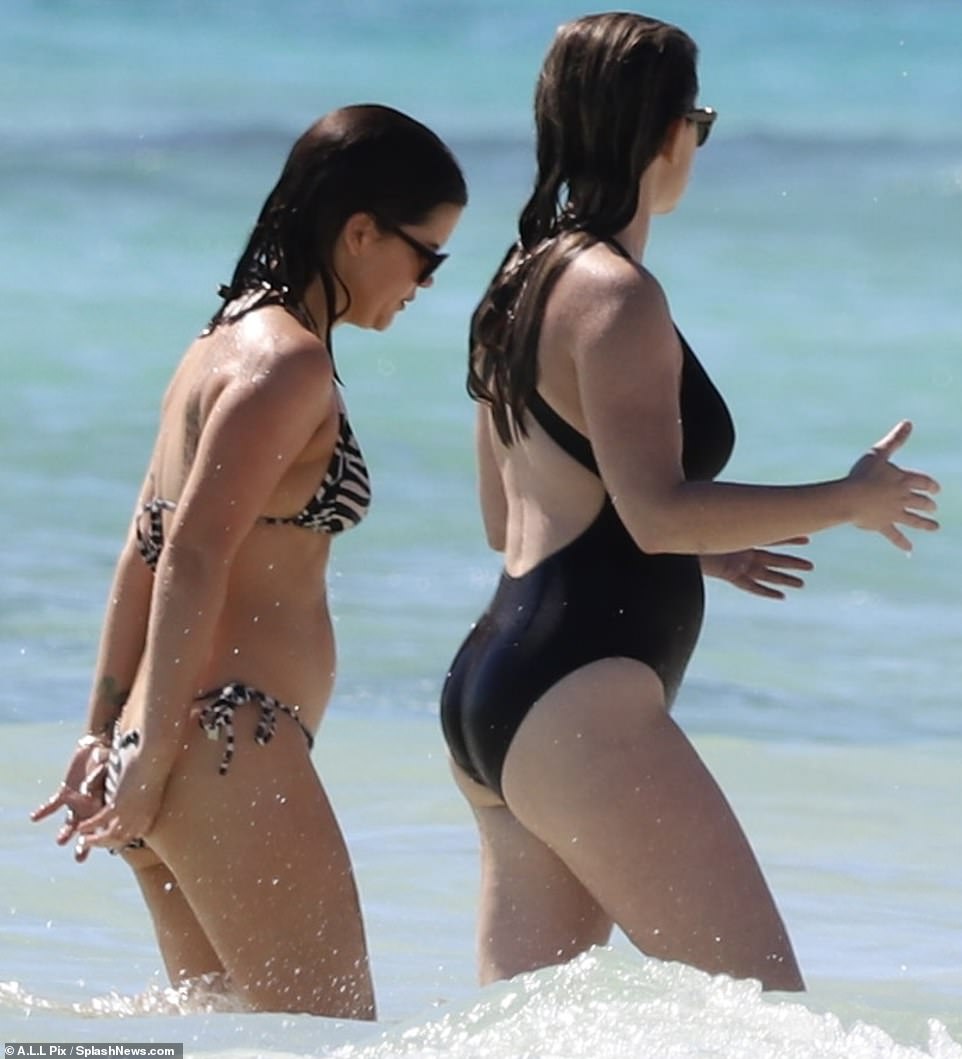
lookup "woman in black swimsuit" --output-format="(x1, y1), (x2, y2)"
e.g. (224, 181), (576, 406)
(32, 105), (466, 1017)
(440, 13), (939, 992)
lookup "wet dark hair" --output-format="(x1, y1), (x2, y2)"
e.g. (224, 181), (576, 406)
(206, 104), (467, 356)
(468, 13), (698, 443)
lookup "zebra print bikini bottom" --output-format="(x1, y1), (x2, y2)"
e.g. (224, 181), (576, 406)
(105, 682), (315, 850)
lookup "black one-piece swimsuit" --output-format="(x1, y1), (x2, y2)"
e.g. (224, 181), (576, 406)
(440, 322), (735, 798)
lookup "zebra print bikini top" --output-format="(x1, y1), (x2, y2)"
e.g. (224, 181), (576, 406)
(136, 408), (371, 570)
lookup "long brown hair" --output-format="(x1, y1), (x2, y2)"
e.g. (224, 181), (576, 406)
(469, 14), (698, 443)
(207, 104), (467, 358)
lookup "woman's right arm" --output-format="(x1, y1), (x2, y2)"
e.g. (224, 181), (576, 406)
(564, 259), (939, 556)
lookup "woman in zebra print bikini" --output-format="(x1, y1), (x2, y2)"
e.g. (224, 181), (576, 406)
(31, 104), (466, 1018)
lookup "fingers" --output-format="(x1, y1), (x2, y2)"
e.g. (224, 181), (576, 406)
(737, 558), (810, 599)
(767, 536), (811, 547)
(762, 568), (808, 589)
(75, 805), (113, 840)
(903, 470), (941, 496)
(881, 524), (913, 552)
(755, 550), (814, 572)
(740, 580), (786, 601)
(76, 807), (135, 851)
(79, 761), (108, 799)
(902, 488), (939, 514)
(55, 809), (77, 846)
(30, 790), (67, 822)
(880, 505), (940, 550)
(870, 419), (912, 458)
(902, 510), (940, 532)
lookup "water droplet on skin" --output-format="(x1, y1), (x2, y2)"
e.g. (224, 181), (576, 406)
(163, 882), (174, 893)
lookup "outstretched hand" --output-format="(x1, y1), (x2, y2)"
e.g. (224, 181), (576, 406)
(31, 738), (110, 863)
(703, 537), (813, 599)
(848, 421), (940, 551)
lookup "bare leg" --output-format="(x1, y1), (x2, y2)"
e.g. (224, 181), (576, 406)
(124, 846), (224, 984)
(453, 763), (612, 983)
(497, 658), (804, 991)
(146, 708), (376, 1018)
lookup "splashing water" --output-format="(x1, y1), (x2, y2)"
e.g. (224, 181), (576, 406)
(2, 950), (959, 1058)
(331, 952), (961, 1059)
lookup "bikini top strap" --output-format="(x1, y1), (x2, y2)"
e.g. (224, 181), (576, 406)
(526, 391), (600, 477)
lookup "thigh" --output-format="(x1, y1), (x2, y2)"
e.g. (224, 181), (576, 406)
(454, 760), (612, 984)
(501, 658), (804, 991)
(123, 845), (224, 986)
(148, 709), (375, 1018)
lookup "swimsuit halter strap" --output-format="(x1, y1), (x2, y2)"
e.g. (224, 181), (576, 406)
(526, 391), (600, 477)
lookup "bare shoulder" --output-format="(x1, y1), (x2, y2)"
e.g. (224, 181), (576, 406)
(210, 309), (336, 429)
(545, 242), (676, 365)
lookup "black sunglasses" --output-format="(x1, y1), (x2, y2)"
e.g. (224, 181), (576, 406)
(378, 219), (448, 284)
(686, 106), (717, 147)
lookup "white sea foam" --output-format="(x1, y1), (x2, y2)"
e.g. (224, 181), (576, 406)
(6, 952), (956, 1059)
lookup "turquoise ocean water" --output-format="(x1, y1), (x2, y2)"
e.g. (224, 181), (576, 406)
(2, 1), (960, 1055)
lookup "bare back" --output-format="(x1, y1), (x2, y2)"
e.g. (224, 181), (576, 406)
(483, 242), (667, 577)
(125, 303), (349, 731)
